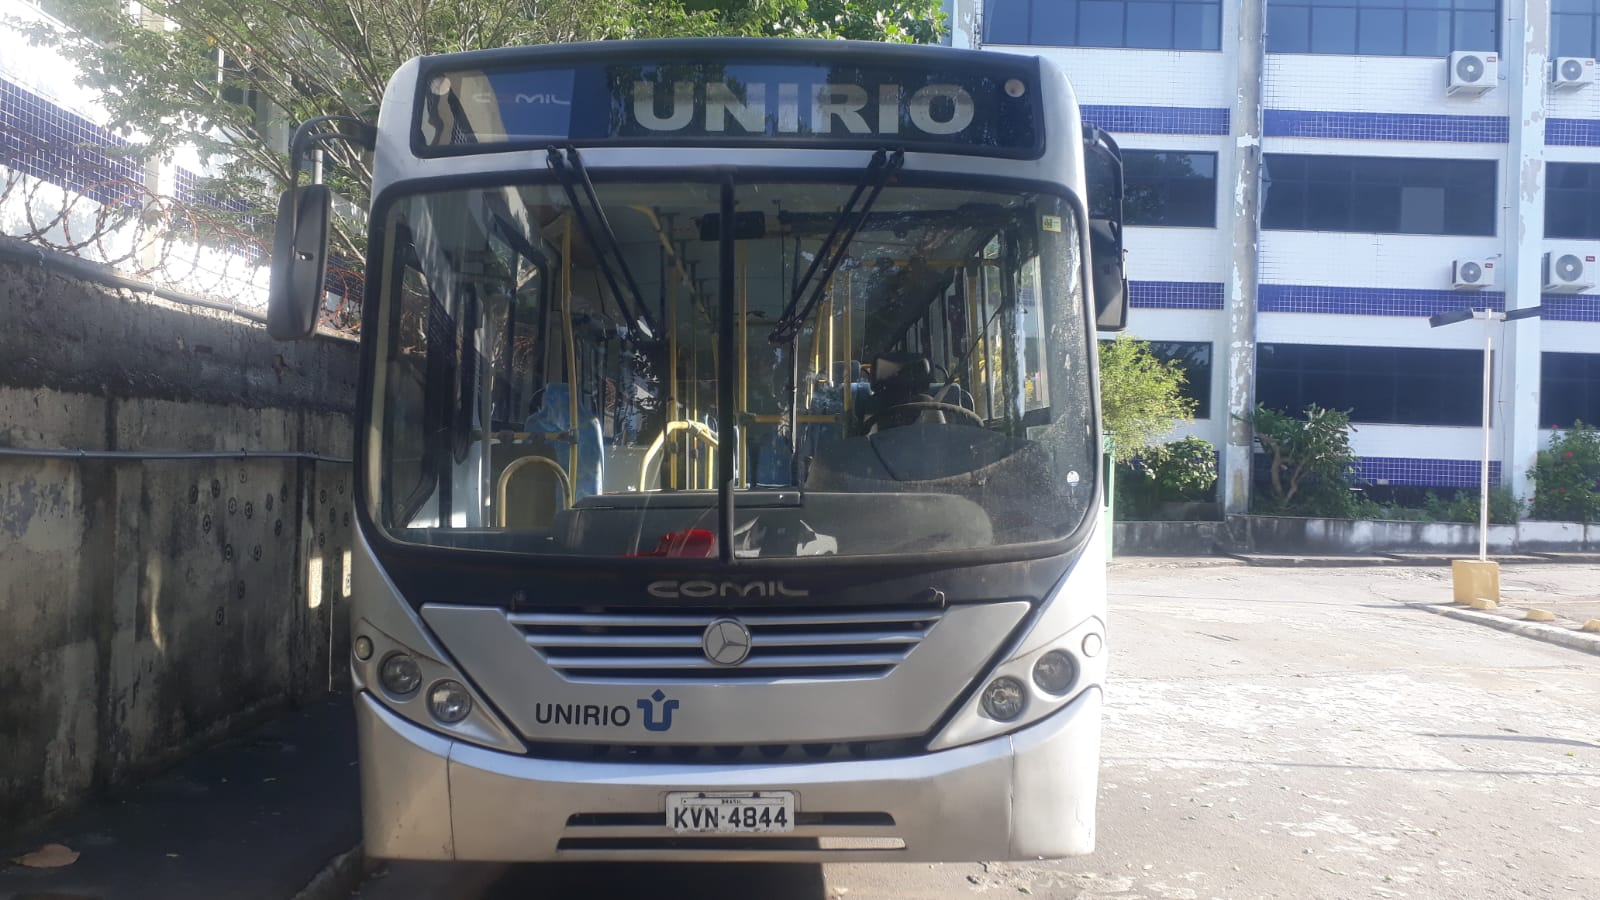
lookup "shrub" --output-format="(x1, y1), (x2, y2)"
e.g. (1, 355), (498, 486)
(1116, 436), (1218, 519)
(1528, 422), (1600, 522)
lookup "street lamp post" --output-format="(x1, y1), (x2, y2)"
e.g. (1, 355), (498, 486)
(1429, 303), (1542, 598)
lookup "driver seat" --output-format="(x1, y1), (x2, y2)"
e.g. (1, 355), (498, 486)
(864, 352), (946, 433)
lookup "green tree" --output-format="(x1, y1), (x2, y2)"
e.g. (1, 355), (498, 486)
(1096, 334), (1196, 462)
(22, 0), (945, 258)
(1247, 403), (1360, 516)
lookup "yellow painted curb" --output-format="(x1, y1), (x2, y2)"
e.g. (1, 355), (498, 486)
(1466, 597), (1498, 611)
(1525, 609), (1557, 622)
(1582, 619), (1600, 633)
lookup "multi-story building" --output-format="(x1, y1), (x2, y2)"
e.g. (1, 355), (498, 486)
(949, 0), (1600, 513)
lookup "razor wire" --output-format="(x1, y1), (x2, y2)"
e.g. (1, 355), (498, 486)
(1, 132), (362, 336)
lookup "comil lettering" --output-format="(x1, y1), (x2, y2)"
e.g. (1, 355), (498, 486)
(646, 580), (810, 600)
(631, 81), (976, 136)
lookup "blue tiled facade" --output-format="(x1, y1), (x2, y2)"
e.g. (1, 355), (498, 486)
(1259, 284), (1507, 317)
(1265, 110), (1508, 143)
(1081, 105), (1229, 136)
(1541, 294), (1600, 323)
(0, 77), (143, 208)
(1546, 118), (1600, 147)
(1356, 457), (1502, 489)
(1129, 280), (1226, 310)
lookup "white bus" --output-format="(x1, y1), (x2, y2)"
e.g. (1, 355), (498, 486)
(268, 36), (1127, 863)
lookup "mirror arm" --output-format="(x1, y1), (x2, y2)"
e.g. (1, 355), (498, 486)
(284, 116), (377, 239)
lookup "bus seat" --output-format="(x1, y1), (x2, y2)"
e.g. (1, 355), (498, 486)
(524, 383), (605, 499)
(929, 383), (976, 411)
(490, 443), (567, 529)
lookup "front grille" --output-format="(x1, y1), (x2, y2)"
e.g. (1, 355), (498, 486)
(508, 607), (943, 682)
(522, 737), (926, 765)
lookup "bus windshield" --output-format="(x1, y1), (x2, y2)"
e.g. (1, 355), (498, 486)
(369, 175), (1096, 561)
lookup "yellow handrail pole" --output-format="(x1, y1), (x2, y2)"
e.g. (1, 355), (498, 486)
(666, 276), (679, 490)
(737, 242), (749, 488)
(638, 421), (720, 490)
(825, 293), (835, 387)
(842, 271), (853, 421)
(690, 337), (699, 489)
(966, 267), (983, 417)
(562, 212), (578, 505)
(496, 456), (572, 527)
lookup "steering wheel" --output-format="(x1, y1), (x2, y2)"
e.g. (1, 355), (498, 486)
(880, 400), (986, 428)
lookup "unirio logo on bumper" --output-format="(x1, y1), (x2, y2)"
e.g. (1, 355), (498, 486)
(532, 690), (679, 732)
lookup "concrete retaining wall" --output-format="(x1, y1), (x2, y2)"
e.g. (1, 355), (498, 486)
(0, 243), (359, 837)
(1114, 516), (1600, 556)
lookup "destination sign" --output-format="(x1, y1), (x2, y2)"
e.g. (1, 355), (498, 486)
(415, 57), (1042, 157)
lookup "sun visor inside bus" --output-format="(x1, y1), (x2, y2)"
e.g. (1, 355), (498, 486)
(413, 52), (1044, 159)
(698, 211), (767, 242)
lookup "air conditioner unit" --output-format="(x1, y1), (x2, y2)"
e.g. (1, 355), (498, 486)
(1543, 248), (1596, 292)
(1448, 51), (1498, 95)
(1452, 258), (1495, 289)
(1552, 57), (1596, 89)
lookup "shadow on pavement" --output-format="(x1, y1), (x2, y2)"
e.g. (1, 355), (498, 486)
(465, 862), (827, 900)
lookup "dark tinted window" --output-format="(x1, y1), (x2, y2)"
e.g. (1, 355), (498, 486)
(1542, 352), (1600, 428)
(1267, 0), (1500, 56)
(1150, 341), (1213, 418)
(1547, 162), (1600, 240)
(1257, 344), (1486, 426)
(1124, 151), (1218, 227)
(1262, 154), (1496, 236)
(984, 0), (1223, 50)
(1553, 0), (1600, 59)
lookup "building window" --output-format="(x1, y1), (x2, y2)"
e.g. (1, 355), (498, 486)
(1267, 0), (1500, 57)
(1257, 344), (1485, 426)
(984, 0), (1223, 51)
(1542, 352), (1600, 429)
(1124, 151), (1218, 227)
(1149, 341), (1213, 417)
(1261, 154), (1496, 236)
(1547, 163), (1600, 240)
(1554, 0), (1600, 59)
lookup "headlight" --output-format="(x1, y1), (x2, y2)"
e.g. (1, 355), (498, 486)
(980, 677), (1027, 721)
(928, 616), (1106, 752)
(1032, 650), (1077, 694)
(427, 680), (473, 724)
(379, 652), (422, 696)
(353, 635), (374, 661)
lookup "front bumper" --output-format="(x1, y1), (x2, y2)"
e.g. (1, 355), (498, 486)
(355, 685), (1101, 863)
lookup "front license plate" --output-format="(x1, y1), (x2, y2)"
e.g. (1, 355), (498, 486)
(665, 791), (796, 834)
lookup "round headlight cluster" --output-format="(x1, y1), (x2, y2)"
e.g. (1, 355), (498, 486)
(427, 680), (473, 724)
(1032, 650), (1077, 695)
(980, 676), (1026, 721)
(379, 653), (422, 697)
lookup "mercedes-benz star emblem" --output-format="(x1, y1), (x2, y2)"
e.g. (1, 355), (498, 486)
(702, 618), (752, 666)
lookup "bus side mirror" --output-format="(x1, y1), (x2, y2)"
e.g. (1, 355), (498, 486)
(268, 184), (332, 340)
(1082, 124), (1127, 332)
(1089, 218), (1127, 332)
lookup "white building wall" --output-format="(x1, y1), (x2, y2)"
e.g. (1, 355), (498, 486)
(960, 0), (1600, 500)
(1265, 54), (1511, 118)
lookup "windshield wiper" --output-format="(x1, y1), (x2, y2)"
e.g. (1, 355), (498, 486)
(768, 148), (904, 344)
(546, 146), (659, 340)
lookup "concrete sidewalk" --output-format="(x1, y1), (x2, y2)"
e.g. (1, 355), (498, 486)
(0, 693), (360, 900)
